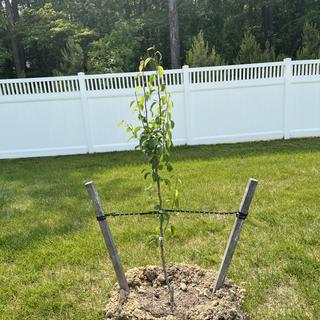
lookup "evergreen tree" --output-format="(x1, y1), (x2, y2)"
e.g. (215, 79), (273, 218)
(186, 30), (223, 67)
(297, 21), (320, 59)
(235, 32), (277, 64)
(54, 38), (84, 75)
(235, 32), (263, 64)
(261, 40), (276, 62)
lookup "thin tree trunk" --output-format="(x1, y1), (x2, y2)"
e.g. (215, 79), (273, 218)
(168, 0), (181, 69)
(4, 0), (25, 78)
(156, 173), (175, 309)
(11, 0), (19, 21)
(262, 3), (273, 41)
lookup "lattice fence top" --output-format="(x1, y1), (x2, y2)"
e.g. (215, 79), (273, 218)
(1, 59), (319, 96)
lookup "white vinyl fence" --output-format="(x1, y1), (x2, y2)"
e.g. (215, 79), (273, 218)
(0, 58), (319, 159)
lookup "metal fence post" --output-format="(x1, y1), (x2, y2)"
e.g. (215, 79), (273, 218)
(85, 181), (129, 292)
(213, 178), (258, 292)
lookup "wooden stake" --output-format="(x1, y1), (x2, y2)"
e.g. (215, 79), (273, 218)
(213, 178), (258, 292)
(85, 181), (129, 292)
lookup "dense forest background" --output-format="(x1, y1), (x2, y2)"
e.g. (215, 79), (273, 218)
(1, 0), (320, 79)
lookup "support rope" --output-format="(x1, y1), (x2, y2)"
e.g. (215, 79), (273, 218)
(104, 209), (238, 218)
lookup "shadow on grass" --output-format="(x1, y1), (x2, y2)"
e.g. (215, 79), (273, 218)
(171, 137), (320, 162)
(0, 211), (84, 254)
(1, 138), (320, 173)
(0, 138), (320, 171)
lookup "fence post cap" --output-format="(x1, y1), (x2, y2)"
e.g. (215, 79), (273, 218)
(182, 65), (189, 69)
(283, 58), (292, 63)
(78, 72), (85, 76)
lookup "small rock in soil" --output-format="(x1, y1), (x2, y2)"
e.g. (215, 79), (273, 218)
(157, 274), (166, 284)
(106, 264), (246, 320)
(179, 283), (187, 291)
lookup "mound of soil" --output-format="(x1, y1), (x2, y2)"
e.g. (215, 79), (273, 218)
(106, 264), (246, 320)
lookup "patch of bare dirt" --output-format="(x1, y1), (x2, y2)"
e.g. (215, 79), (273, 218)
(106, 264), (246, 320)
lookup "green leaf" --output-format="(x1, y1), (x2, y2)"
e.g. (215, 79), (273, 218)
(144, 57), (152, 67)
(164, 178), (171, 187)
(130, 100), (136, 107)
(134, 126), (142, 134)
(139, 61), (144, 72)
(170, 225), (176, 236)
(117, 120), (124, 127)
(139, 95), (145, 105)
(155, 51), (163, 61)
(157, 65), (164, 77)
(149, 74), (156, 83)
(144, 172), (151, 179)
(135, 85), (142, 93)
(174, 189), (179, 207)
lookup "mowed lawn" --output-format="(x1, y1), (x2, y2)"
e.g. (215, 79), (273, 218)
(0, 138), (319, 320)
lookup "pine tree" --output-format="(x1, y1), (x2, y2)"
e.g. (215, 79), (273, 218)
(54, 38), (84, 75)
(297, 22), (320, 60)
(186, 30), (223, 67)
(235, 32), (277, 64)
(235, 32), (263, 64)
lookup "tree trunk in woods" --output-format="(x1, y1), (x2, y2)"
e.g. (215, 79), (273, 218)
(168, 0), (181, 69)
(262, 4), (273, 41)
(4, 0), (25, 78)
(11, 0), (19, 21)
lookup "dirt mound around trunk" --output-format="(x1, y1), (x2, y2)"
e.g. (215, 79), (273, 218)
(106, 264), (246, 320)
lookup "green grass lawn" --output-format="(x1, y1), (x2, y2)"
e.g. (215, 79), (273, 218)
(0, 138), (319, 319)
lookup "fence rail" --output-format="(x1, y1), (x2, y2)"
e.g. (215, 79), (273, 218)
(0, 58), (319, 159)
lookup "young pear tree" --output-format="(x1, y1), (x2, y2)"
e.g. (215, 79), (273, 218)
(121, 48), (178, 307)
